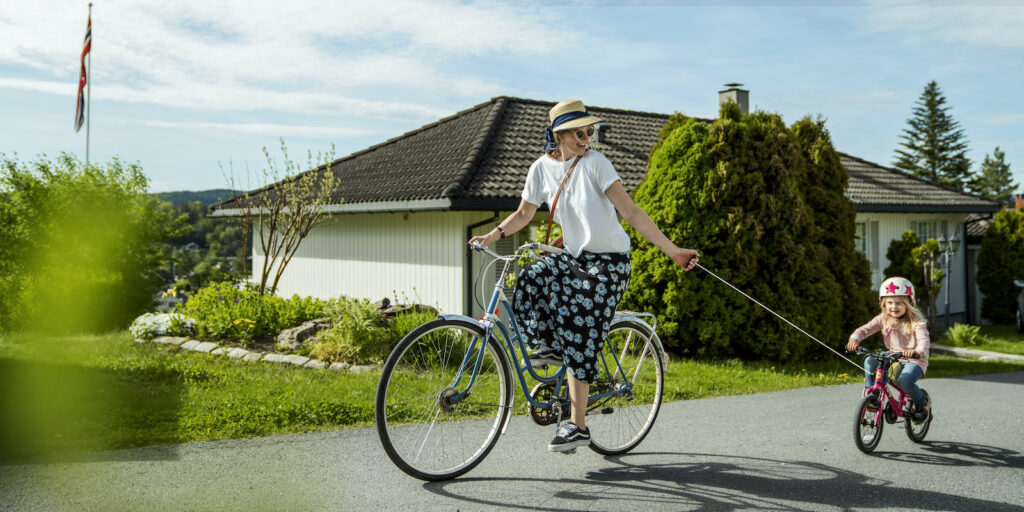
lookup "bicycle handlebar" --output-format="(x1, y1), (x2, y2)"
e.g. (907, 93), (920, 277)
(469, 241), (564, 258)
(849, 346), (922, 360)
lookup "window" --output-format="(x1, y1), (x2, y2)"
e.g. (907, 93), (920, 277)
(854, 222), (866, 254)
(916, 220), (938, 242)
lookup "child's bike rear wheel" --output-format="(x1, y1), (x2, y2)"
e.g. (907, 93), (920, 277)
(587, 320), (665, 456)
(904, 389), (931, 443)
(375, 318), (512, 481)
(854, 395), (884, 453)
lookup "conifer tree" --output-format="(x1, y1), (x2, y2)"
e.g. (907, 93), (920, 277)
(969, 146), (1017, 206)
(893, 81), (971, 190)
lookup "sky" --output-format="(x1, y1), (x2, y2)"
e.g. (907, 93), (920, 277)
(1, 0), (1023, 194)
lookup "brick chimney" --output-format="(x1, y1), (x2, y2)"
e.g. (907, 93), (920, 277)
(718, 83), (749, 114)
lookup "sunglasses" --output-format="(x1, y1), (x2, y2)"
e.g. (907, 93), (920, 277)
(573, 126), (596, 140)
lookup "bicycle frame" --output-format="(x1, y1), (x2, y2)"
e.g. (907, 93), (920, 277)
(445, 242), (662, 422)
(864, 351), (913, 423)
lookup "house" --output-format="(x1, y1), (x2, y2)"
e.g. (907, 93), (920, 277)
(210, 91), (1001, 326)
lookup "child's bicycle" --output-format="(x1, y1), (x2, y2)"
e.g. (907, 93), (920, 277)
(850, 346), (932, 453)
(374, 242), (667, 481)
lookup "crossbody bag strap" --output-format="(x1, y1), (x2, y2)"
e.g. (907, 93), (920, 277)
(545, 154), (583, 245)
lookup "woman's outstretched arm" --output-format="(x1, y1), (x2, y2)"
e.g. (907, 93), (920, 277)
(604, 181), (699, 271)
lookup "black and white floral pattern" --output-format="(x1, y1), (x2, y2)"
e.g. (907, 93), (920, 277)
(513, 251), (631, 383)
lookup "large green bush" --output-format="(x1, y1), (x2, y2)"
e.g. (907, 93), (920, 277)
(0, 153), (188, 333)
(977, 208), (1024, 323)
(623, 102), (874, 361)
(181, 281), (325, 344)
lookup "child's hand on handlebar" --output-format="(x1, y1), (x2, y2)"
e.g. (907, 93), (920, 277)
(902, 349), (919, 358)
(845, 339), (859, 352)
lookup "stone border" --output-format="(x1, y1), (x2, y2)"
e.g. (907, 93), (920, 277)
(141, 336), (379, 373)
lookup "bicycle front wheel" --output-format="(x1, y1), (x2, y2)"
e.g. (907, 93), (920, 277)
(375, 318), (512, 481)
(588, 320), (664, 455)
(854, 395), (884, 453)
(904, 389), (931, 443)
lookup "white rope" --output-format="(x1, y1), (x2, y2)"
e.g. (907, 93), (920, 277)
(696, 263), (862, 370)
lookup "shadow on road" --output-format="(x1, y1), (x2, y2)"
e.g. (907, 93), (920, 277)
(948, 371), (1024, 386)
(423, 452), (1021, 511)
(870, 440), (1024, 468)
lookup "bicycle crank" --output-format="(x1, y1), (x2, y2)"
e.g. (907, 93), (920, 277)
(529, 382), (567, 426)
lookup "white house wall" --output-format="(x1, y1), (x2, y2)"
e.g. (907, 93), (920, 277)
(855, 212), (968, 322)
(253, 212), (477, 314)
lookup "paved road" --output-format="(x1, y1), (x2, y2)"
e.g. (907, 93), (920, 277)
(3, 372), (1022, 511)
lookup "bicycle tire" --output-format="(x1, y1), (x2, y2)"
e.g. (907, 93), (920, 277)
(854, 394), (884, 453)
(904, 389), (931, 443)
(375, 318), (512, 481)
(588, 319), (664, 456)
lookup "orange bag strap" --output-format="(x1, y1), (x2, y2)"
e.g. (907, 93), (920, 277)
(545, 154), (583, 245)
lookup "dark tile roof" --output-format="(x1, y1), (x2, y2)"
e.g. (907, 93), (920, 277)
(212, 96), (1001, 215)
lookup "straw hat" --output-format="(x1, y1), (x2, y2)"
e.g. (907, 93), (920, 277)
(549, 100), (602, 132)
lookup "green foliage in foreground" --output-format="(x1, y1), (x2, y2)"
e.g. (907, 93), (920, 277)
(1, 331), (1021, 461)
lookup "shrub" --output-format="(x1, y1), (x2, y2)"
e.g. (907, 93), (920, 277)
(944, 323), (982, 347)
(389, 309), (438, 341)
(623, 104), (873, 361)
(308, 297), (392, 364)
(180, 281), (326, 345)
(977, 208), (1024, 323)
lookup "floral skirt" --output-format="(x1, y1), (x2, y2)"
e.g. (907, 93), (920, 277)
(512, 251), (631, 383)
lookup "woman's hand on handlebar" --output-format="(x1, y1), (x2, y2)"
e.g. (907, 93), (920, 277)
(468, 232), (496, 249)
(671, 248), (700, 272)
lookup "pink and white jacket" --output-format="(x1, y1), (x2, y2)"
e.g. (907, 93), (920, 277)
(850, 313), (930, 374)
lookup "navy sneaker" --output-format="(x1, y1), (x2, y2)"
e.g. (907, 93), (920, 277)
(912, 399), (931, 422)
(548, 422), (590, 452)
(526, 347), (563, 367)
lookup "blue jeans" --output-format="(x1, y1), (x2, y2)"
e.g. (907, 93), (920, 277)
(864, 356), (927, 405)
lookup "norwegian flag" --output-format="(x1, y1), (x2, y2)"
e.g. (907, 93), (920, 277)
(74, 15), (91, 133)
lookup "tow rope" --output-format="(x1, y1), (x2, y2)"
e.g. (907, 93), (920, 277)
(696, 263), (863, 370)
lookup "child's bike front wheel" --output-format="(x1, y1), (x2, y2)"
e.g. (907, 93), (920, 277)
(853, 395), (884, 453)
(375, 318), (512, 481)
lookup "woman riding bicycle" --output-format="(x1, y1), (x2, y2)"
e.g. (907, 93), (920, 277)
(845, 277), (931, 421)
(468, 99), (700, 452)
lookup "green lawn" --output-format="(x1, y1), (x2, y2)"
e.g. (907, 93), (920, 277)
(2, 329), (1022, 461)
(958, 325), (1024, 356)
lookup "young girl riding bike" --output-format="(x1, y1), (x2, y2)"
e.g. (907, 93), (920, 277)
(845, 277), (931, 421)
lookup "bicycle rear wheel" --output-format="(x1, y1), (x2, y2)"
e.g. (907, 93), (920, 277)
(375, 318), (512, 481)
(854, 395), (884, 453)
(587, 320), (664, 455)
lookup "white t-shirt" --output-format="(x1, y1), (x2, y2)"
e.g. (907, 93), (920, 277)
(521, 150), (631, 258)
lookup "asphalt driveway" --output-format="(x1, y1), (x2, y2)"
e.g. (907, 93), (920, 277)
(2, 372), (1022, 511)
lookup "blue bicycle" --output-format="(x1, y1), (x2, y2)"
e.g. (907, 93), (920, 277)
(375, 242), (666, 481)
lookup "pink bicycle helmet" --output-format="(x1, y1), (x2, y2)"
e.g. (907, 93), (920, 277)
(879, 277), (915, 306)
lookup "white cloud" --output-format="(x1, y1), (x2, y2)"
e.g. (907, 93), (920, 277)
(863, 0), (1024, 48)
(142, 120), (372, 139)
(0, 0), (579, 119)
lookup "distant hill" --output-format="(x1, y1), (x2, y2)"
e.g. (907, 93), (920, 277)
(153, 189), (238, 206)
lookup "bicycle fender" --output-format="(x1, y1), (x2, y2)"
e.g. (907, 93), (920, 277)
(613, 314), (668, 371)
(438, 314), (486, 329)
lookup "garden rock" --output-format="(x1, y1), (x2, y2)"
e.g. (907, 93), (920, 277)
(227, 348), (250, 359)
(304, 360), (327, 369)
(242, 352), (263, 362)
(349, 365), (378, 374)
(211, 348), (228, 356)
(328, 362), (351, 373)
(192, 342), (218, 353)
(263, 354), (289, 364)
(276, 318), (332, 352)
(284, 354), (310, 366)
(181, 340), (201, 351)
(377, 299), (438, 321)
(153, 336), (187, 346)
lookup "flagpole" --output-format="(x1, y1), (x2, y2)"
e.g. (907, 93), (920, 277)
(85, 2), (92, 166)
